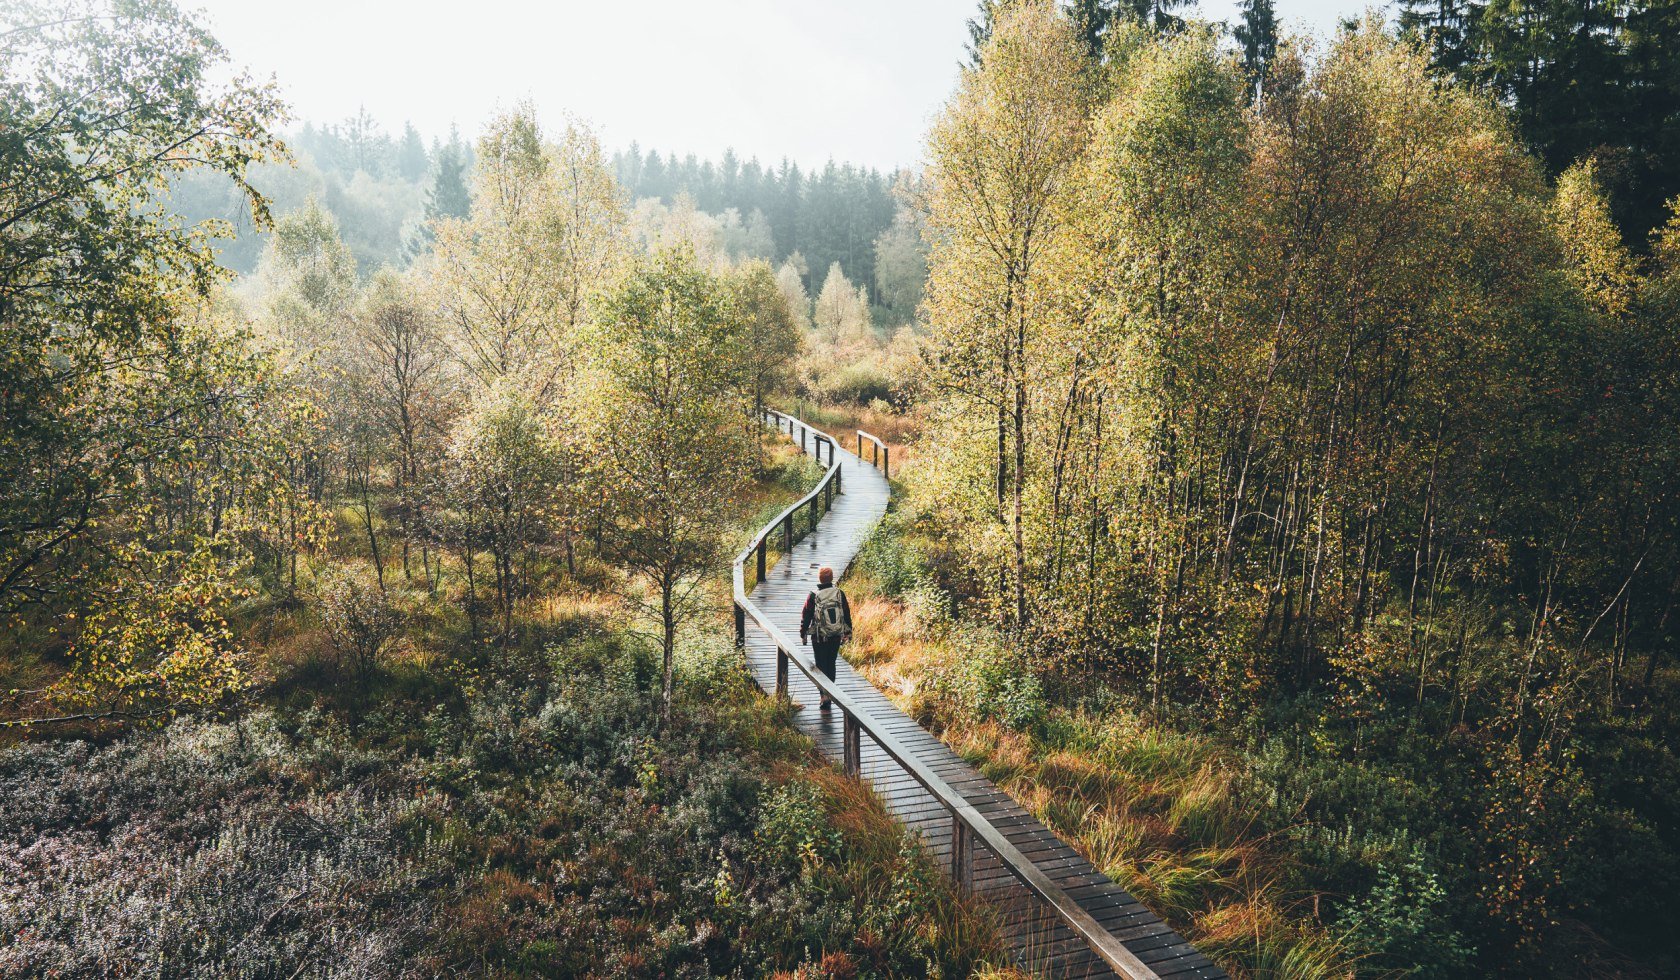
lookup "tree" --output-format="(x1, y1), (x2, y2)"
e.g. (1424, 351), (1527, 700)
(431, 107), (560, 392)
(1426, 0), (1680, 245)
(1111, 0), (1195, 33)
(966, 0), (1005, 66)
(776, 254), (813, 332)
(398, 121), (429, 181)
(407, 129), (472, 258)
(342, 105), (389, 176)
(1553, 159), (1639, 316)
(1066, 0), (1118, 60)
(812, 263), (874, 352)
(548, 121), (631, 341)
(432, 129), (475, 221)
(0, 0), (283, 621)
(1233, 0), (1279, 99)
(430, 108), (624, 401)
(579, 248), (749, 725)
(1395, 0), (1474, 75)
(730, 260), (803, 424)
(873, 197), (930, 325)
(441, 384), (564, 643)
(351, 273), (454, 588)
(254, 199), (359, 352)
(924, 0), (1091, 635)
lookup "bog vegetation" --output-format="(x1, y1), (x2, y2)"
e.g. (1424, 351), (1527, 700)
(5, 0), (1680, 977)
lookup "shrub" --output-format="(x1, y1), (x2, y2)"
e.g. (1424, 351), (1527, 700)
(1341, 849), (1475, 977)
(929, 636), (1048, 734)
(315, 569), (404, 701)
(816, 361), (894, 406)
(2, 629), (999, 978)
(757, 778), (841, 869)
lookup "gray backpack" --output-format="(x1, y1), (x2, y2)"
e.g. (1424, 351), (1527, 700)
(810, 586), (849, 643)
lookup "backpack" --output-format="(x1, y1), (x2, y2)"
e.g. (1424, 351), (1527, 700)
(810, 586), (849, 644)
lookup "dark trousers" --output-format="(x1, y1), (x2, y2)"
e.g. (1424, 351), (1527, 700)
(812, 640), (841, 689)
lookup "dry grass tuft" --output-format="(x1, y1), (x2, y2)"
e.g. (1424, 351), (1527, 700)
(842, 582), (1357, 980)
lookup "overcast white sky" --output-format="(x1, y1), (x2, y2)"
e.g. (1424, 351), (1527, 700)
(195, 0), (1363, 173)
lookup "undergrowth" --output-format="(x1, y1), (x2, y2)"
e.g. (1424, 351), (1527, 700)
(0, 632), (1004, 977)
(844, 511), (1367, 980)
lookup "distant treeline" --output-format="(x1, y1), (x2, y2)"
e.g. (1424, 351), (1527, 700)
(611, 146), (901, 301)
(168, 118), (914, 311)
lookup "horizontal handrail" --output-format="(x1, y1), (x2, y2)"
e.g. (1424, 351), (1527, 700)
(856, 429), (889, 478)
(736, 410), (840, 561)
(733, 411), (1161, 980)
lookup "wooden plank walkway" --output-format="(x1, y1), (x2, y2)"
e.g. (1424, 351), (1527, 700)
(741, 418), (1227, 980)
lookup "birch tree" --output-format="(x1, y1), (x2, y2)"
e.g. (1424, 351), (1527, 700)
(923, 0), (1090, 635)
(579, 248), (749, 725)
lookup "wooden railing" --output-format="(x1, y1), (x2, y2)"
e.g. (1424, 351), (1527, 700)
(856, 429), (890, 478)
(733, 409), (1163, 980)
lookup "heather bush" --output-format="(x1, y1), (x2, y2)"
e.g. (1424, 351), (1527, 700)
(1, 631), (996, 978)
(0, 717), (445, 977)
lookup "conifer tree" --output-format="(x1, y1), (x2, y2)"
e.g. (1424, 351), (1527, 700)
(1234, 0), (1278, 99)
(398, 121), (428, 181)
(427, 134), (473, 223)
(407, 130), (472, 258)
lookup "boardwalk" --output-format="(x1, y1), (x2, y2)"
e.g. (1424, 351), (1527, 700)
(740, 417), (1227, 980)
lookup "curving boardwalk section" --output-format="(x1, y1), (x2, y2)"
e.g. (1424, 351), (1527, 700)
(739, 414), (1227, 980)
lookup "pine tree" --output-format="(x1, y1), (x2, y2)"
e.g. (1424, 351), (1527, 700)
(1066, 0), (1115, 60)
(407, 131), (471, 259)
(1234, 0), (1278, 100)
(343, 105), (387, 175)
(398, 121), (428, 181)
(1396, 0), (1474, 74)
(966, 0), (1004, 66)
(1110, 0), (1193, 32)
(426, 137), (472, 223)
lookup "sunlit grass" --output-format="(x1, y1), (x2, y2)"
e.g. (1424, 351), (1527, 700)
(841, 569), (1359, 980)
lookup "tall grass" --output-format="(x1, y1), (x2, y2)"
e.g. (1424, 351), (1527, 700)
(842, 522), (1361, 980)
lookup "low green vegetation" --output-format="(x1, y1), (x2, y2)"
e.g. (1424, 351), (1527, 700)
(0, 629), (1001, 976)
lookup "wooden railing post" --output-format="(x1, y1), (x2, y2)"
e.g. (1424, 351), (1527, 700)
(843, 711), (861, 777)
(782, 514), (793, 552)
(776, 648), (789, 698)
(857, 432), (863, 455)
(756, 537), (767, 584)
(808, 495), (818, 535)
(951, 815), (971, 893)
(734, 602), (746, 648)
(801, 427), (807, 454)
(882, 446), (890, 478)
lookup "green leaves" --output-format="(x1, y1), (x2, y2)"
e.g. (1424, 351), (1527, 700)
(1, 0), (285, 618)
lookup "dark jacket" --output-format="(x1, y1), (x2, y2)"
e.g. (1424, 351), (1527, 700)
(800, 586), (852, 643)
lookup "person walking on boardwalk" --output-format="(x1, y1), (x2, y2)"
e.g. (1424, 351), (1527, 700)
(800, 566), (852, 710)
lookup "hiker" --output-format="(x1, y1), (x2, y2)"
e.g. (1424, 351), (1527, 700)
(799, 566), (852, 710)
